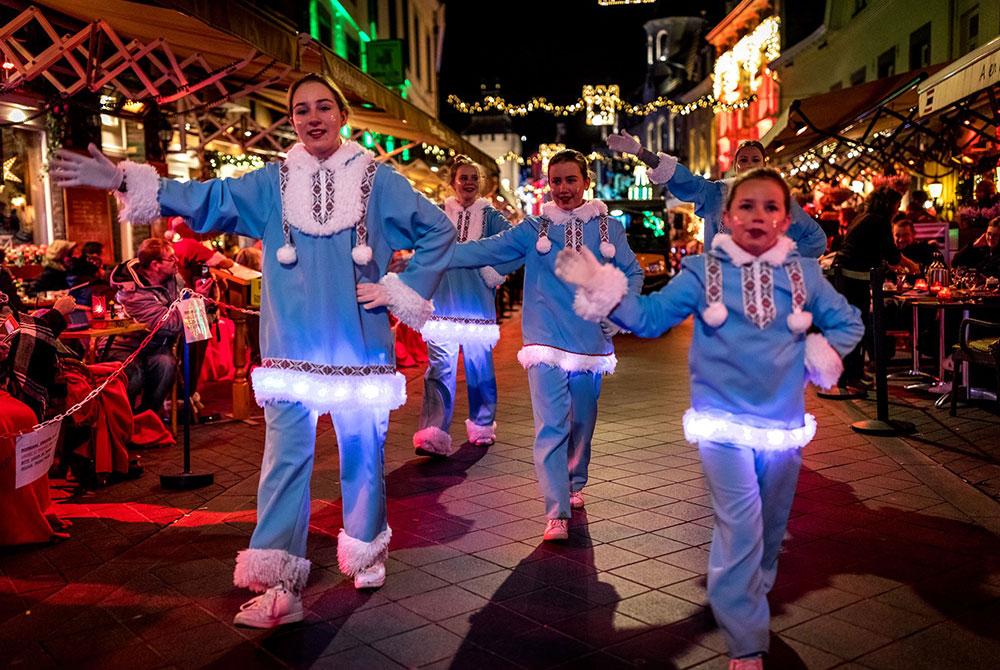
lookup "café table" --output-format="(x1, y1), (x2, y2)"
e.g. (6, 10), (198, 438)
(59, 319), (148, 364)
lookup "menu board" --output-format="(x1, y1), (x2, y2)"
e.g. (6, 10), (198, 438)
(63, 187), (115, 265)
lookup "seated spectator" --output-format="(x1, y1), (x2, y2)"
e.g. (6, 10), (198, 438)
(953, 216), (1000, 279)
(107, 238), (213, 415)
(32, 239), (76, 293)
(67, 241), (112, 307)
(0, 248), (26, 314)
(234, 246), (263, 271)
(165, 217), (233, 286)
(892, 219), (936, 271)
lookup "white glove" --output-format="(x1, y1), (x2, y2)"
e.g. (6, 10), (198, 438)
(356, 282), (390, 310)
(600, 319), (621, 338)
(50, 143), (123, 190)
(555, 245), (603, 289)
(606, 130), (642, 156)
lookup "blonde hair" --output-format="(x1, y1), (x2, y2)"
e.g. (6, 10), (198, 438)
(548, 149), (594, 182)
(448, 154), (483, 187)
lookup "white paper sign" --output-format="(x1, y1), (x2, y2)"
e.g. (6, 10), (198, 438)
(15, 422), (61, 488)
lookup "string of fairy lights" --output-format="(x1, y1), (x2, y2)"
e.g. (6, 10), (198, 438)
(448, 90), (756, 118)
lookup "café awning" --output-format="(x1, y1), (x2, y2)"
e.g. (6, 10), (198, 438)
(4, 0), (498, 171)
(918, 37), (1000, 116)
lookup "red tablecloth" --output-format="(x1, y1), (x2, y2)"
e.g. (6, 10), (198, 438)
(0, 391), (59, 545)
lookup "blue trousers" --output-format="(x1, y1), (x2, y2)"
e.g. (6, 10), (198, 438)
(250, 402), (390, 558)
(698, 440), (802, 658)
(527, 364), (602, 519)
(419, 339), (498, 431)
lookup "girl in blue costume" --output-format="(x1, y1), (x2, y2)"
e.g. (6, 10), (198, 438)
(413, 155), (519, 456)
(51, 74), (455, 629)
(557, 168), (863, 670)
(450, 150), (644, 541)
(607, 132), (828, 257)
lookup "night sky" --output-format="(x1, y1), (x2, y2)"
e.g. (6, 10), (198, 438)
(438, 0), (725, 155)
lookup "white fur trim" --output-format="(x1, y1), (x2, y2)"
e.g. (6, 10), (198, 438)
(599, 241), (616, 259)
(282, 141), (374, 236)
(702, 301), (729, 327)
(787, 309), (813, 333)
(517, 345), (617, 375)
(479, 266), (506, 288)
(683, 408), (816, 450)
(413, 426), (455, 456)
(114, 162), (161, 225)
(421, 318), (499, 347)
(572, 262), (629, 322)
(379, 272), (434, 330)
(276, 244), (297, 265)
(445, 197), (489, 240)
(337, 527), (391, 577)
(251, 367), (407, 412)
(541, 199), (606, 226)
(712, 234), (796, 266)
(804, 332), (843, 390)
(536, 236), (552, 254)
(233, 548), (311, 593)
(648, 153), (677, 184)
(466, 420), (496, 445)
(352, 244), (373, 265)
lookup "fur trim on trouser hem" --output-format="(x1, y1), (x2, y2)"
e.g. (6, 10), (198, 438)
(337, 527), (392, 576)
(413, 426), (455, 455)
(465, 419), (496, 444)
(233, 548), (311, 593)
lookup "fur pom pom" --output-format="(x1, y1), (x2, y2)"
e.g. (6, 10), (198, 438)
(352, 243), (373, 266)
(599, 241), (616, 259)
(276, 244), (297, 265)
(479, 266), (506, 288)
(804, 333), (844, 390)
(702, 301), (728, 327)
(337, 527), (391, 577)
(787, 309), (813, 333)
(536, 236), (552, 254)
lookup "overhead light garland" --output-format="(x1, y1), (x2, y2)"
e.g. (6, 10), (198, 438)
(448, 90), (756, 119)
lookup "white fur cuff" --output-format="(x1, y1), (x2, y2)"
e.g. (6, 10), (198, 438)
(648, 153), (677, 185)
(479, 266), (506, 289)
(517, 345), (617, 375)
(380, 272), (434, 330)
(574, 263), (629, 322)
(413, 426), (455, 456)
(805, 333), (844, 390)
(683, 408), (816, 450)
(233, 548), (311, 593)
(337, 527), (391, 577)
(114, 162), (161, 225)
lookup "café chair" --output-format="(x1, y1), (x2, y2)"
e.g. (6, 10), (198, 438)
(950, 318), (1000, 416)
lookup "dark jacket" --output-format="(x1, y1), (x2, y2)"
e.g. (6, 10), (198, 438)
(108, 259), (184, 352)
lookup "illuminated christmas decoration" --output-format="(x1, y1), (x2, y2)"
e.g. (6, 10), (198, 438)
(712, 17), (781, 105)
(538, 143), (567, 175)
(628, 164), (652, 201)
(2, 156), (21, 183)
(495, 150), (525, 166)
(206, 152), (266, 173)
(642, 211), (666, 237)
(597, 0), (655, 5)
(583, 85), (618, 126)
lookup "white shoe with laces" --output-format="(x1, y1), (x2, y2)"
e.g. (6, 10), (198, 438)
(233, 585), (303, 629)
(543, 518), (569, 541)
(354, 562), (386, 589)
(570, 490), (585, 510)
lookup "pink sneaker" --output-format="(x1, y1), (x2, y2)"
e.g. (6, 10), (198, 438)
(569, 490), (585, 510)
(233, 585), (303, 628)
(543, 518), (569, 541)
(728, 656), (764, 670)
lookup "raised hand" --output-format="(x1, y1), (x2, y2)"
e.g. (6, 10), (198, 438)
(555, 245), (602, 288)
(356, 282), (390, 310)
(49, 143), (122, 190)
(605, 130), (642, 156)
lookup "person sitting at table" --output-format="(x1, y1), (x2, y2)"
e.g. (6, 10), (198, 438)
(67, 241), (112, 307)
(892, 219), (937, 272)
(32, 239), (76, 294)
(0, 248), (26, 314)
(165, 216), (234, 285)
(953, 216), (1000, 279)
(107, 238), (214, 416)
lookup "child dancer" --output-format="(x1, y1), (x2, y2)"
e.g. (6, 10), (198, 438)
(450, 150), (644, 541)
(413, 155), (518, 455)
(607, 132), (828, 257)
(556, 168), (863, 669)
(51, 73), (455, 628)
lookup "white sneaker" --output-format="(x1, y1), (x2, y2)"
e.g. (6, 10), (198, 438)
(233, 585), (303, 628)
(570, 490), (585, 510)
(354, 562), (386, 589)
(543, 518), (569, 542)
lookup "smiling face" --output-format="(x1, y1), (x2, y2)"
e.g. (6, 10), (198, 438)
(451, 164), (481, 207)
(734, 144), (766, 174)
(290, 80), (348, 160)
(548, 161), (589, 211)
(722, 177), (791, 256)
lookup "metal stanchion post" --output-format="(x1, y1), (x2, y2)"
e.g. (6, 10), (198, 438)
(160, 337), (215, 490)
(818, 262), (867, 400)
(852, 265), (916, 436)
